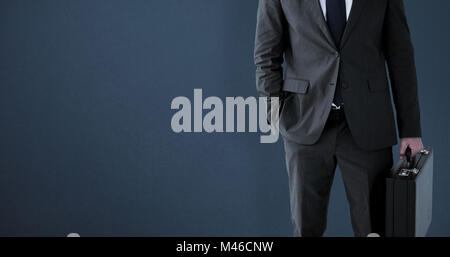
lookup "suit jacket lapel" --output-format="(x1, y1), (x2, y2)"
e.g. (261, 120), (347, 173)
(310, 0), (336, 50)
(340, 0), (368, 49)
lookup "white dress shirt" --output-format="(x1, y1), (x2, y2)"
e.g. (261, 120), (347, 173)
(319, 0), (353, 21)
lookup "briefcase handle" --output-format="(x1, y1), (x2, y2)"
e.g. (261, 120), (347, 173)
(405, 146), (413, 169)
(397, 147), (431, 178)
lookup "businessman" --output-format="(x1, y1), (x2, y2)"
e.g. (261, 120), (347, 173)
(254, 0), (423, 237)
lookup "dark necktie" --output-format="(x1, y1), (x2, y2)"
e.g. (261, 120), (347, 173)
(326, 0), (347, 106)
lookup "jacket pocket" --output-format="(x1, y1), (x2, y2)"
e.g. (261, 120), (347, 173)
(368, 79), (388, 92)
(282, 78), (310, 94)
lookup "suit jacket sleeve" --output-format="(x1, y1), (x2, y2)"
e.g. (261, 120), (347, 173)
(254, 0), (286, 98)
(383, 0), (422, 138)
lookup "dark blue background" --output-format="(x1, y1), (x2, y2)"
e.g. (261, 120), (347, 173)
(1, 0), (449, 236)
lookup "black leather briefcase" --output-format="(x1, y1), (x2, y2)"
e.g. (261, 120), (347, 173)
(386, 147), (434, 237)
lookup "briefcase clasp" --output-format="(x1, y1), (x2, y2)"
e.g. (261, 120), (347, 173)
(398, 168), (419, 177)
(420, 149), (430, 155)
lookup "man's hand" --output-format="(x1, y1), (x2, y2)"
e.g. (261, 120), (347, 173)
(399, 137), (424, 159)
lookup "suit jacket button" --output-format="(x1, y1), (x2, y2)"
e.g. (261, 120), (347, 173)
(342, 82), (349, 89)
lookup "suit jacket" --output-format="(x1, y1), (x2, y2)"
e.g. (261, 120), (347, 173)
(254, 0), (422, 150)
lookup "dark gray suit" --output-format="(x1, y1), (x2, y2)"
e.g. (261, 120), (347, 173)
(254, 0), (422, 236)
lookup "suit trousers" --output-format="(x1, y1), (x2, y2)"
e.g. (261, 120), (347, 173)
(283, 108), (393, 237)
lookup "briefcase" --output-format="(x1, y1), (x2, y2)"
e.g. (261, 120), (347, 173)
(386, 147), (434, 237)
